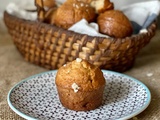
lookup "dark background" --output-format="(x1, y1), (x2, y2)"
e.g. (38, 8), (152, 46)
(158, 15), (160, 29)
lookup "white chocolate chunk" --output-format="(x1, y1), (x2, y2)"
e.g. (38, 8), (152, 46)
(76, 58), (82, 62)
(71, 83), (80, 93)
(80, 3), (84, 7)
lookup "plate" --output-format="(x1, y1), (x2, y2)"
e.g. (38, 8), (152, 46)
(7, 70), (151, 120)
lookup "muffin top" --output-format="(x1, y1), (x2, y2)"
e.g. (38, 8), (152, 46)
(55, 58), (106, 92)
(54, 0), (96, 29)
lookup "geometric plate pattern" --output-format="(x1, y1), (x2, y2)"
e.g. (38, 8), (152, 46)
(8, 70), (151, 120)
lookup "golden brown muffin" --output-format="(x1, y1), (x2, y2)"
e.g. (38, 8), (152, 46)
(97, 10), (133, 38)
(53, 0), (96, 29)
(66, 0), (92, 4)
(90, 0), (114, 14)
(55, 58), (106, 111)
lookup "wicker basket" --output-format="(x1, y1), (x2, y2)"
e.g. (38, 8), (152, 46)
(3, 11), (157, 72)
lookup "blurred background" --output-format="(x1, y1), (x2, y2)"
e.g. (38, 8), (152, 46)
(0, 0), (160, 28)
(0, 0), (159, 11)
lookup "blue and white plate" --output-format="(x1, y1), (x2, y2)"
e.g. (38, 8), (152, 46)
(7, 70), (151, 120)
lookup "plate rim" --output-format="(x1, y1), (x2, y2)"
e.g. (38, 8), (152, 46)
(7, 70), (151, 120)
(102, 70), (151, 120)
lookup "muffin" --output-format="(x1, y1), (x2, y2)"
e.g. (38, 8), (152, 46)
(90, 0), (114, 14)
(53, 0), (96, 29)
(55, 58), (106, 111)
(43, 0), (56, 9)
(97, 10), (133, 38)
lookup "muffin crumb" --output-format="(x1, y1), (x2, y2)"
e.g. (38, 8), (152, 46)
(146, 73), (153, 77)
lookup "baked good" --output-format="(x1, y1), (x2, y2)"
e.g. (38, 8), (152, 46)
(44, 7), (57, 24)
(43, 0), (56, 9)
(66, 0), (92, 4)
(90, 0), (114, 14)
(53, 0), (96, 29)
(55, 58), (106, 111)
(97, 10), (133, 38)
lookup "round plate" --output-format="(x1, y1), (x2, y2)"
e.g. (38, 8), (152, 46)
(7, 70), (151, 120)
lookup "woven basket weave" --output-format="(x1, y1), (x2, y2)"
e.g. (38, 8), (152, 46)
(3, 11), (157, 72)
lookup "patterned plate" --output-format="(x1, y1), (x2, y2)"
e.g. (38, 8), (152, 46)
(7, 70), (151, 120)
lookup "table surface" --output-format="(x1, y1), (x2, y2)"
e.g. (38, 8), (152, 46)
(0, 18), (160, 120)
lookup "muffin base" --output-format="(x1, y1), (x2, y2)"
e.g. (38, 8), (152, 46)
(56, 86), (105, 111)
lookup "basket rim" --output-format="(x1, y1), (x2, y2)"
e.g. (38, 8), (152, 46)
(3, 11), (157, 72)
(3, 10), (157, 41)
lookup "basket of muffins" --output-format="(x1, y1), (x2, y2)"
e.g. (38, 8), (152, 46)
(3, 0), (157, 72)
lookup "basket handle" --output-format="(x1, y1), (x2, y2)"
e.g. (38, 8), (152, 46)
(35, 0), (45, 21)
(35, 0), (56, 22)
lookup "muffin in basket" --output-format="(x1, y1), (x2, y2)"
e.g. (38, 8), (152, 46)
(55, 58), (106, 111)
(53, 0), (96, 29)
(97, 10), (133, 38)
